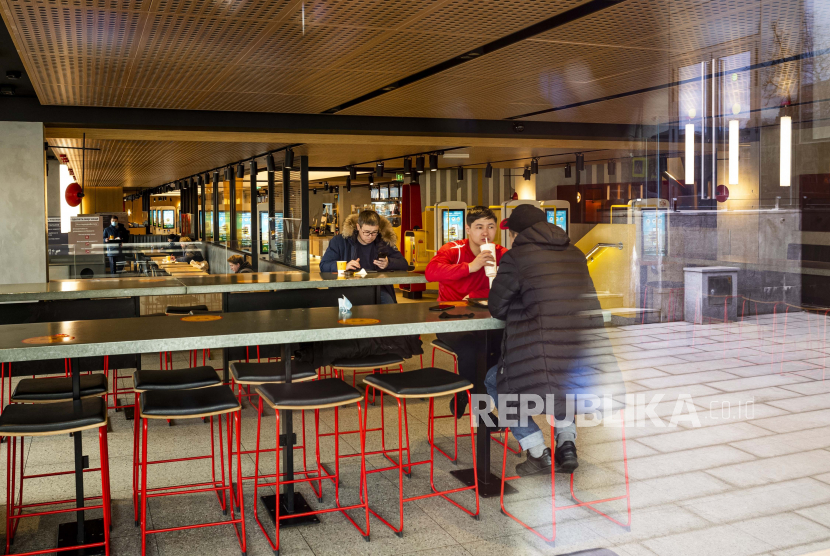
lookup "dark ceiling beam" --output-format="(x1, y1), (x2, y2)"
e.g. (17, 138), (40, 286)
(320, 0), (627, 114)
(3, 96), (653, 142)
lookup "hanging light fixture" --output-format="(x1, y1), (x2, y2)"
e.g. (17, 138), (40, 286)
(349, 166), (357, 180)
(415, 156), (425, 174)
(346, 177), (351, 192)
(224, 167), (230, 182)
(313, 187), (317, 195)
(685, 124), (695, 185)
(728, 120), (739, 185)
(266, 153), (275, 173)
(403, 158), (412, 175)
(368, 173), (374, 186)
(324, 181), (329, 192)
(565, 163), (572, 178)
(429, 153), (438, 171)
(457, 167), (464, 181)
(780, 116), (791, 187)
(236, 162), (244, 179)
(530, 158), (538, 174)
(376, 162), (384, 177)
(576, 153), (585, 173)
(522, 167), (531, 181)
(284, 148), (294, 170)
(485, 162), (493, 178)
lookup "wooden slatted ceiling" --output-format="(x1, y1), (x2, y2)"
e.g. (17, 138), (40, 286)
(338, 0), (776, 120)
(46, 137), (619, 189)
(1, 0), (817, 127)
(48, 138), (292, 189)
(2, 0), (587, 112)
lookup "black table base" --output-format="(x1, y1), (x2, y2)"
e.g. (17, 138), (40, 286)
(450, 468), (517, 499)
(56, 518), (106, 556)
(260, 493), (320, 527)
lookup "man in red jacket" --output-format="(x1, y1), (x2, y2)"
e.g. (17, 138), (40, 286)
(425, 206), (507, 418)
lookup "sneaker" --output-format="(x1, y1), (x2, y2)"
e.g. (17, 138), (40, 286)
(554, 441), (579, 474)
(515, 448), (552, 477)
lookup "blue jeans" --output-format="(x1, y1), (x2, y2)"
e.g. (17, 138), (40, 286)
(379, 289), (395, 304)
(484, 365), (576, 451)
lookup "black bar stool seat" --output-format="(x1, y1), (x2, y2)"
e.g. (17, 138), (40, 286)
(230, 360), (316, 385)
(164, 305), (208, 315)
(133, 366), (220, 391)
(331, 354), (404, 369)
(430, 339), (455, 353)
(0, 397), (107, 436)
(257, 379), (362, 410)
(140, 386), (240, 419)
(11, 374), (108, 403)
(364, 367), (472, 397)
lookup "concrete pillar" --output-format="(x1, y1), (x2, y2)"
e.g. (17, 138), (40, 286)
(46, 156), (61, 217)
(0, 122), (47, 284)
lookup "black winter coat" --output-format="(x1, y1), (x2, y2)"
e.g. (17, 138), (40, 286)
(488, 222), (625, 417)
(294, 336), (423, 369)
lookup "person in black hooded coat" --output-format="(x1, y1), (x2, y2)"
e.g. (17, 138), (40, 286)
(487, 204), (625, 476)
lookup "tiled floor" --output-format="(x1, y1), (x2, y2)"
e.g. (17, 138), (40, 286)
(6, 310), (830, 555)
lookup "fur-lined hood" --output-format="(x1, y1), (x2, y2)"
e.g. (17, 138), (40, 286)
(341, 213), (397, 246)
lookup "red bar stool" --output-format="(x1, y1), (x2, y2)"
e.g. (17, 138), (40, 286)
(428, 340), (520, 461)
(228, 361), (319, 492)
(138, 386), (245, 556)
(326, 355), (409, 470)
(131, 366), (222, 524)
(10, 374), (108, 404)
(363, 367), (480, 536)
(253, 378), (369, 554)
(0, 359), (71, 416)
(331, 354), (404, 398)
(499, 413), (632, 544)
(231, 346), (282, 405)
(1, 397), (112, 556)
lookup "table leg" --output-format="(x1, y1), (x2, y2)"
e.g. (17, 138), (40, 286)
(260, 342), (319, 527)
(55, 358), (106, 555)
(450, 330), (517, 498)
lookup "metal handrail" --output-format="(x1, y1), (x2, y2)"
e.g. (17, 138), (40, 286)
(586, 242), (623, 261)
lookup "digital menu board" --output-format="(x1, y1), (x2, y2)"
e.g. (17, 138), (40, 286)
(441, 209), (465, 245)
(545, 208), (568, 233)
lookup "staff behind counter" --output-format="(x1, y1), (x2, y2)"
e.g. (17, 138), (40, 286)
(319, 210), (407, 304)
(103, 215), (130, 275)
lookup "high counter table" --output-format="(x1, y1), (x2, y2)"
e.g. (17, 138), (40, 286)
(0, 302), (505, 541)
(0, 271), (426, 303)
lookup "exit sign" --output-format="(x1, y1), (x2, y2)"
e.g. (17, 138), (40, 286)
(396, 173), (405, 181)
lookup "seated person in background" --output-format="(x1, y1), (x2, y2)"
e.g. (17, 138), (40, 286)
(167, 233), (183, 257)
(424, 206), (507, 417)
(176, 237), (204, 264)
(228, 254), (253, 273)
(320, 210), (407, 304)
(487, 204), (624, 476)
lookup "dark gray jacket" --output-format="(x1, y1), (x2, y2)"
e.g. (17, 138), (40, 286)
(488, 221), (625, 417)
